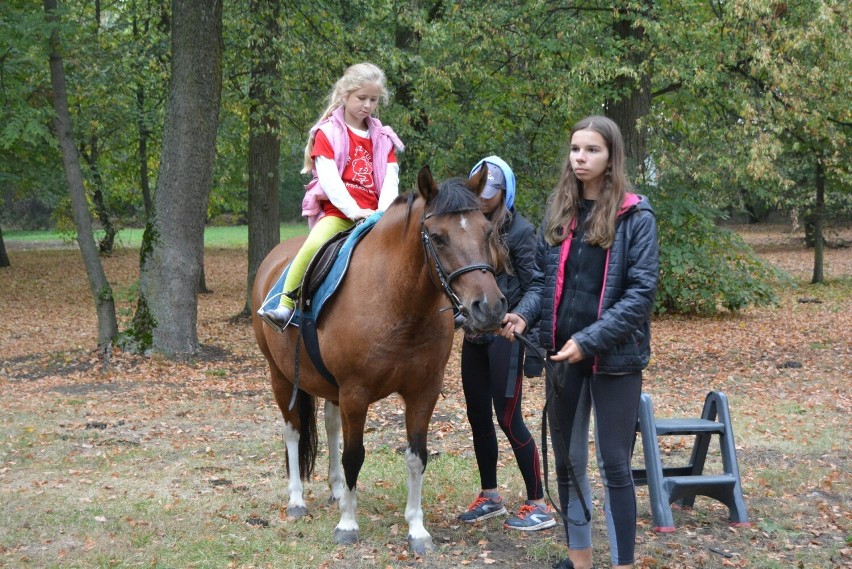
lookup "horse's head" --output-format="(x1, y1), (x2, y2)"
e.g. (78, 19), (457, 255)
(416, 166), (508, 333)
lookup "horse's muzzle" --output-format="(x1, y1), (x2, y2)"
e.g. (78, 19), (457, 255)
(462, 295), (508, 333)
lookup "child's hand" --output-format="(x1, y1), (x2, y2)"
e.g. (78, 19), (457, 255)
(353, 208), (376, 220)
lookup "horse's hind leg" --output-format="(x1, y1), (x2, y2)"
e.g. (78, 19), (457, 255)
(324, 400), (345, 504)
(281, 419), (308, 518)
(401, 390), (439, 554)
(270, 367), (313, 519)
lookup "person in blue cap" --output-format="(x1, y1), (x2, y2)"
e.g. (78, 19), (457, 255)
(456, 157), (555, 532)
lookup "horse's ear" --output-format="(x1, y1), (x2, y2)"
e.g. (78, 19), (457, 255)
(417, 165), (439, 202)
(466, 164), (488, 196)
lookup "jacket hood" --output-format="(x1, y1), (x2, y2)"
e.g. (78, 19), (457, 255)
(469, 155), (516, 210)
(619, 193), (654, 217)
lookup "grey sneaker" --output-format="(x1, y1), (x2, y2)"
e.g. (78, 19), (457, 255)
(503, 501), (557, 531)
(457, 492), (507, 523)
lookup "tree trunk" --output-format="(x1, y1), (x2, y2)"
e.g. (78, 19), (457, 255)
(243, 0), (283, 317)
(137, 84), (154, 218)
(811, 160), (825, 284)
(0, 223), (10, 268)
(44, 0), (118, 349)
(605, 4), (652, 182)
(132, 9), (154, 219)
(137, 0), (223, 355)
(80, 136), (117, 253)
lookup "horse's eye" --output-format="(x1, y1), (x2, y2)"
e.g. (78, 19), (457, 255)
(429, 233), (448, 247)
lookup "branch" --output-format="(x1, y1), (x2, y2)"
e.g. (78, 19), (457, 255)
(652, 81), (682, 98)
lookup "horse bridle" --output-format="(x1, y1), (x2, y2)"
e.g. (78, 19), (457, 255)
(420, 211), (495, 318)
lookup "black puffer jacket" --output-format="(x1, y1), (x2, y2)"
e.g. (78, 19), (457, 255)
(519, 194), (659, 374)
(497, 211), (540, 311)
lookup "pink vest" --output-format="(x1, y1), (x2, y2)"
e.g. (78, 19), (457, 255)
(301, 107), (404, 227)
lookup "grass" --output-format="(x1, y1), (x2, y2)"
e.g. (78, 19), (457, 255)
(2, 224), (849, 568)
(4, 223), (309, 249)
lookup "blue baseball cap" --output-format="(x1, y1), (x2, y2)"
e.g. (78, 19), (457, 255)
(470, 156), (516, 209)
(480, 163), (505, 199)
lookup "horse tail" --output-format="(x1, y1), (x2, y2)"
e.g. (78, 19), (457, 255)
(296, 389), (318, 480)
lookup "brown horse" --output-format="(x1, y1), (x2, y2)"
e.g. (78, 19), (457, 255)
(252, 166), (507, 553)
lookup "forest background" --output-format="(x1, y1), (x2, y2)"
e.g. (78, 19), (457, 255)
(1, 0), (849, 355)
(0, 1), (849, 567)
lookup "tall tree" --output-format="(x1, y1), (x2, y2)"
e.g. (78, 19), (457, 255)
(135, 0), (222, 355)
(0, 222), (9, 267)
(604, 1), (653, 180)
(243, 0), (282, 316)
(43, 0), (117, 349)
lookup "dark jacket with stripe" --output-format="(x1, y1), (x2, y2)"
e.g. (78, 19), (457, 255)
(516, 194), (659, 374)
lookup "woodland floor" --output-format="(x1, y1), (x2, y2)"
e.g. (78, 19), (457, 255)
(0, 223), (850, 569)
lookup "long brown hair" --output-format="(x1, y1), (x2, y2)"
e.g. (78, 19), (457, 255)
(486, 194), (512, 275)
(544, 116), (631, 248)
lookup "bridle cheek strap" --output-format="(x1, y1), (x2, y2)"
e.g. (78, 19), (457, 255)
(420, 224), (495, 317)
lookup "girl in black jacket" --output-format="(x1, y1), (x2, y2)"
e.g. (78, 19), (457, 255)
(456, 157), (555, 532)
(503, 117), (659, 569)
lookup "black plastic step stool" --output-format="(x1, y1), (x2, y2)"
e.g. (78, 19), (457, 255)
(632, 390), (750, 532)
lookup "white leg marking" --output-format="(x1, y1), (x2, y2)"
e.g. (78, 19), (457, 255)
(336, 486), (359, 532)
(404, 449), (430, 540)
(324, 400), (345, 501)
(283, 420), (305, 509)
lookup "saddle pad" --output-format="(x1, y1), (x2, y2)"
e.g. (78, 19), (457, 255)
(259, 212), (382, 323)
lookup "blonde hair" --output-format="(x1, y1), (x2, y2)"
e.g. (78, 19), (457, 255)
(544, 115), (631, 249)
(301, 62), (390, 173)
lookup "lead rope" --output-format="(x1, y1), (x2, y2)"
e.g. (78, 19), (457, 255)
(513, 331), (591, 526)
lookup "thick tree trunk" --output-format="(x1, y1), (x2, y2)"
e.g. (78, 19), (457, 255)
(44, 0), (118, 349)
(244, 0), (282, 316)
(0, 223), (9, 268)
(811, 160), (825, 284)
(137, 0), (223, 355)
(605, 4), (652, 181)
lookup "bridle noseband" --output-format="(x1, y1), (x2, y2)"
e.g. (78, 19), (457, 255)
(420, 211), (495, 317)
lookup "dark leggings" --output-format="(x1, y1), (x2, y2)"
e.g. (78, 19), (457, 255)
(461, 336), (543, 500)
(547, 360), (642, 566)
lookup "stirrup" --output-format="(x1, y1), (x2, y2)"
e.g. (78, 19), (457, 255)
(258, 306), (295, 333)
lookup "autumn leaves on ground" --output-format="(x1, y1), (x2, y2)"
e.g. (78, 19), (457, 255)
(1, 224), (849, 569)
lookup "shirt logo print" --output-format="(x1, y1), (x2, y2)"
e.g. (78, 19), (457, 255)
(350, 145), (374, 189)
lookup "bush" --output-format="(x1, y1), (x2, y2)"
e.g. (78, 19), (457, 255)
(651, 188), (784, 314)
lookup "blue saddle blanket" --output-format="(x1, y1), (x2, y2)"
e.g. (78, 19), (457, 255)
(259, 212), (382, 324)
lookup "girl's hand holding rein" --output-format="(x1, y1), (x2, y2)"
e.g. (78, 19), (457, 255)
(499, 313), (527, 340)
(551, 338), (584, 363)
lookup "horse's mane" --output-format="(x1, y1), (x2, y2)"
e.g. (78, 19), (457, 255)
(394, 176), (480, 216)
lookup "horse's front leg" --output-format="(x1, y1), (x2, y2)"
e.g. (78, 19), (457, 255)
(324, 400), (345, 504)
(333, 400), (367, 545)
(402, 390), (440, 555)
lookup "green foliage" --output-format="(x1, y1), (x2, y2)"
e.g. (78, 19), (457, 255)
(4, 0), (849, 312)
(652, 186), (783, 315)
